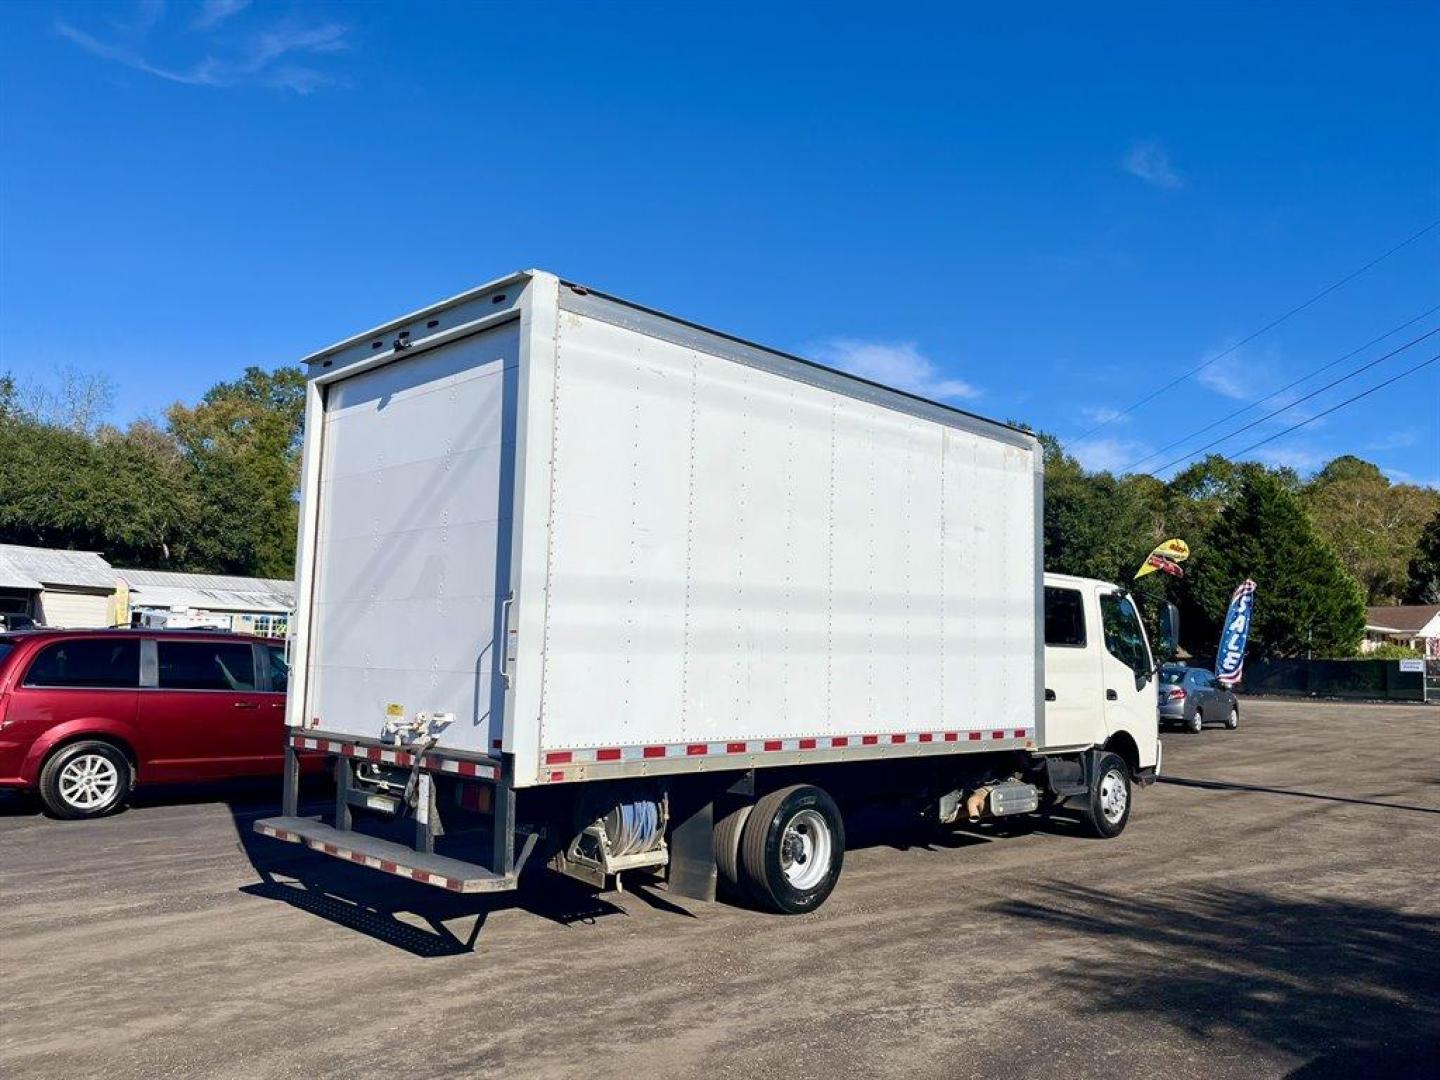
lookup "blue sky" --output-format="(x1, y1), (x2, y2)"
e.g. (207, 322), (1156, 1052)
(2, 1), (1437, 484)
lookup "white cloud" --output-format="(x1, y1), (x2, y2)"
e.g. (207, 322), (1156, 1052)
(1195, 359), (1252, 400)
(812, 338), (980, 401)
(1368, 429), (1418, 452)
(56, 9), (348, 94)
(1070, 437), (1153, 474)
(1079, 405), (1129, 426)
(1248, 444), (1329, 473)
(193, 0), (251, 31)
(1122, 139), (1184, 189)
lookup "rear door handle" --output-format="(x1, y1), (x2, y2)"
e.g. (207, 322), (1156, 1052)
(1105, 689), (1118, 701)
(1045, 688), (1056, 701)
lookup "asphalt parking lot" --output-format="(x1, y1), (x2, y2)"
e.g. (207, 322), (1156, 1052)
(2, 698), (1436, 1080)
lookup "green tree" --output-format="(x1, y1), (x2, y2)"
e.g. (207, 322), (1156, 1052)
(1303, 456), (1440, 604)
(1405, 509), (1440, 604)
(166, 366), (305, 577)
(1163, 455), (1298, 546)
(1039, 434), (1161, 583)
(1185, 473), (1365, 659)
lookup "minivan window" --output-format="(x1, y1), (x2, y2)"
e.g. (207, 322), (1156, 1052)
(266, 644), (289, 694)
(157, 641), (256, 692)
(1044, 587), (1087, 647)
(1100, 592), (1152, 687)
(24, 639), (141, 689)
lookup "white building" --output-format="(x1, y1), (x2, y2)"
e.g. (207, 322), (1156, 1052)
(0, 543), (294, 635)
(1363, 605), (1440, 658)
(0, 544), (120, 627)
(120, 568), (294, 637)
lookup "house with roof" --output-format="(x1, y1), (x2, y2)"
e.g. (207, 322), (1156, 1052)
(0, 543), (295, 635)
(119, 568), (294, 637)
(1363, 605), (1440, 658)
(0, 543), (122, 628)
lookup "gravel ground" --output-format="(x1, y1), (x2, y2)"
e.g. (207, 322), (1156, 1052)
(1, 698), (1436, 1079)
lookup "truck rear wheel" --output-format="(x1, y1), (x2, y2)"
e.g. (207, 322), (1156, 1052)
(739, 784), (845, 914)
(713, 802), (753, 895)
(1078, 752), (1131, 839)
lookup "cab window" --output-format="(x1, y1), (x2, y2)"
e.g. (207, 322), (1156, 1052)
(1044, 587), (1087, 647)
(1099, 592), (1152, 688)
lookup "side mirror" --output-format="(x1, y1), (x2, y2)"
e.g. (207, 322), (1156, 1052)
(1155, 602), (1180, 661)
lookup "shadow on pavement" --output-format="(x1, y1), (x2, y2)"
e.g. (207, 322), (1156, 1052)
(989, 882), (1440, 1079)
(1159, 775), (1440, 815)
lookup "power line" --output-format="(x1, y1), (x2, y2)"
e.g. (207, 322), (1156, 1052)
(1223, 351), (1440, 461)
(1145, 330), (1439, 474)
(1074, 217), (1440, 441)
(1123, 302), (1440, 471)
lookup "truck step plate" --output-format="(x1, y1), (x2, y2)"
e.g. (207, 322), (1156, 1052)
(254, 816), (515, 894)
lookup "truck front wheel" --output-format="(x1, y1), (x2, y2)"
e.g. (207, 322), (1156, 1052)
(739, 784), (845, 914)
(1079, 752), (1132, 839)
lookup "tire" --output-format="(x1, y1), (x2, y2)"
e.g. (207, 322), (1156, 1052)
(1225, 704), (1240, 730)
(739, 784), (845, 914)
(1188, 708), (1204, 734)
(1079, 752), (1132, 839)
(713, 802), (753, 895)
(38, 741), (132, 819)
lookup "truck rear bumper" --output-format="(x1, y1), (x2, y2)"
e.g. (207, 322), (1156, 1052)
(255, 815), (523, 894)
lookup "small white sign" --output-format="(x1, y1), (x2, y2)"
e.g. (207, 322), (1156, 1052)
(1399, 659), (1424, 673)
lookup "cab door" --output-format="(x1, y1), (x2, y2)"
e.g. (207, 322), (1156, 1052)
(1095, 588), (1159, 768)
(1042, 584), (1105, 748)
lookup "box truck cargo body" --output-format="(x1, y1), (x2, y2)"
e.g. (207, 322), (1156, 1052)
(257, 271), (1168, 914)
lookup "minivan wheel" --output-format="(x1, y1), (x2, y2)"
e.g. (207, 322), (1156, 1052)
(38, 741), (131, 819)
(739, 784), (845, 914)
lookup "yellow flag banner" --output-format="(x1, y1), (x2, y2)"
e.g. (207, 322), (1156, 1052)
(1135, 538), (1190, 579)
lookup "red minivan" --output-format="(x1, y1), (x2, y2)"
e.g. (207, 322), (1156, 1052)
(0, 629), (316, 818)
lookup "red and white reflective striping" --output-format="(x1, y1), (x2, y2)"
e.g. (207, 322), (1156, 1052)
(543, 728), (1032, 774)
(289, 735), (498, 781)
(255, 821), (470, 892)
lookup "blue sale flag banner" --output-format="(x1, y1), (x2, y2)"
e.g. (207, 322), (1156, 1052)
(1215, 579), (1257, 686)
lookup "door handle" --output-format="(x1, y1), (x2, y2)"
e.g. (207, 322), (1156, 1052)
(1045, 688), (1056, 701)
(1105, 689), (1118, 701)
(234, 701), (259, 709)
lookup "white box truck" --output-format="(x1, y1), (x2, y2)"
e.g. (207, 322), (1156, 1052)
(256, 270), (1175, 914)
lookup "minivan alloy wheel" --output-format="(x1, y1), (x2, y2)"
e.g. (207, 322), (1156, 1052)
(58, 754), (120, 810)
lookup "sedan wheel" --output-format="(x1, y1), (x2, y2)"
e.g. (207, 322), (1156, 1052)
(1226, 705), (1240, 730)
(1188, 708), (1204, 734)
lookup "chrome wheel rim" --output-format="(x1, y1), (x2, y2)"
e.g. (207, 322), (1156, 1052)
(1098, 768), (1128, 825)
(780, 809), (832, 890)
(1229, 708), (1238, 726)
(59, 754), (119, 810)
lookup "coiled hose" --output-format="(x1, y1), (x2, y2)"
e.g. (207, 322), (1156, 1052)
(608, 797), (662, 857)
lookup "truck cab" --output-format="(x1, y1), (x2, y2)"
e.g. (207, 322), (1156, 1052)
(1041, 572), (1162, 780)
